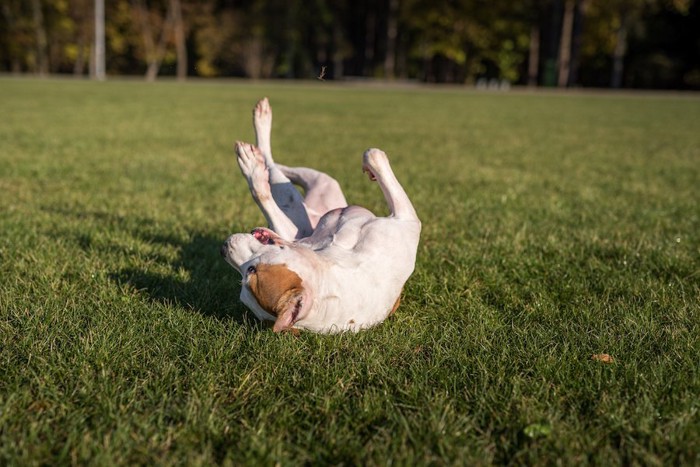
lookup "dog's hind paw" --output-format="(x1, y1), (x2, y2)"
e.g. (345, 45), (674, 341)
(362, 148), (390, 181)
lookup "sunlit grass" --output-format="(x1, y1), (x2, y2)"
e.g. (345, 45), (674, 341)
(1, 78), (699, 464)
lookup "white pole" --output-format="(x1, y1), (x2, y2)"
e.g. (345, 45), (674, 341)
(94, 0), (105, 80)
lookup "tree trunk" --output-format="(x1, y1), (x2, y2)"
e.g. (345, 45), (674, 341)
(134, 1), (154, 57)
(134, 0), (158, 80)
(568, 0), (589, 86)
(135, 0), (173, 82)
(74, 34), (86, 75)
(169, 0), (187, 81)
(557, 0), (575, 87)
(89, 42), (95, 78)
(364, 9), (376, 76)
(528, 24), (540, 87)
(242, 36), (263, 79)
(94, 0), (106, 80)
(422, 55), (431, 82)
(284, 3), (298, 78)
(31, 0), (49, 76)
(611, 14), (628, 88)
(383, 0), (399, 79)
(396, 28), (409, 79)
(2, 3), (21, 73)
(332, 20), (344, 79)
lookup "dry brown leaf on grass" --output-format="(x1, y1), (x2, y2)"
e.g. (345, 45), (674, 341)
(591, 353), (615, 363)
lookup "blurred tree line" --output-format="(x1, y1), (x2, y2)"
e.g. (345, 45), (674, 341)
(1, 0), (698, 88)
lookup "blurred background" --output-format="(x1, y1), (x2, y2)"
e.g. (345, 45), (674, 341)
(1, 0), (698, 89)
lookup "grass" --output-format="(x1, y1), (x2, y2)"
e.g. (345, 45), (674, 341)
(0, 77), (699, 465)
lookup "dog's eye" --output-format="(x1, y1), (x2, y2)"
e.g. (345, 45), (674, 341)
(246, 265), (256, 275)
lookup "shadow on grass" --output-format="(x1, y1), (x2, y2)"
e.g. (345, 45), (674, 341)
(45, 206), (252, 326)
(114, 233), (250, 325)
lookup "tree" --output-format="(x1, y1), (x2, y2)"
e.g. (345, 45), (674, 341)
(132, 0), (188, 80)
(31, 0), (49, 76)
(94, 0), (105, 80)
(557, 0), (575, 86)
(528, 23), (540, 86)
(169, 0), (186, 81)
(590, 0), (691, 88)
(1, 1), (32, 73)
(68, 0), (94, 75)
(0, 0), (696, 87)
(134, 0), (170, 81)
(384, 0), (399, 78)
(402, 1), (475, 82)
(567, 0), (590, 86)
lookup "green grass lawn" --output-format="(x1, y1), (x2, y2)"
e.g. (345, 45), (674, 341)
(1, 77), (698, 465)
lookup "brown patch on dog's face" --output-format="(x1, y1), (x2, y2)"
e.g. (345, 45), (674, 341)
(246, 263), (303, 317)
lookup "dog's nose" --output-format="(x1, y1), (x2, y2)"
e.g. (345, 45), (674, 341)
(220, 243), (228, 257)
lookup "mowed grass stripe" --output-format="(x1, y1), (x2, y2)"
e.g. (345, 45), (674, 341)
(0, 78), (698, 464)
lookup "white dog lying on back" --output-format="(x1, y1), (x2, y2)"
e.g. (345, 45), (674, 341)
(221, 98), (421, 333)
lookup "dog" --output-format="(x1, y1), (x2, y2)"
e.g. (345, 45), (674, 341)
(221, 98), (421, 333)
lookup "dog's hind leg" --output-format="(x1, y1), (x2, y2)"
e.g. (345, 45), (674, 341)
(277, 165), (347, 228)
(252, 98), (312, 237)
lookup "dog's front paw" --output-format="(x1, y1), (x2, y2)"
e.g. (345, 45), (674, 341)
(236, 142), (271, 200)
(251, 227), (288, 246)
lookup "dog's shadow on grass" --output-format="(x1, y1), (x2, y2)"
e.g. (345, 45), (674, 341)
(46, 207), (254, 326)
(114, 232), (252, 326)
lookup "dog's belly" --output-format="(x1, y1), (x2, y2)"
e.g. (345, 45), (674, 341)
(300, 205), (375, 250)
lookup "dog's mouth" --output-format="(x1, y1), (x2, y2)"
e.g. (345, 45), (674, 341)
(252, 227), (284, 246)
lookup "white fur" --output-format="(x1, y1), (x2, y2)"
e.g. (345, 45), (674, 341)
(221, 98), (421, 334)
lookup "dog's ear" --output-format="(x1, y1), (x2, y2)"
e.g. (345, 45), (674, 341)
(246, 263), (311, 332)
(247, 263), (300, 314)
(273, 288), (311, 333)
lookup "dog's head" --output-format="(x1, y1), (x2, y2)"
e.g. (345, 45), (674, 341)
(221, 228), (315, 332)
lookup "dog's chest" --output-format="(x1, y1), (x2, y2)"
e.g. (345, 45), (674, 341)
(295, 262), (404, 333)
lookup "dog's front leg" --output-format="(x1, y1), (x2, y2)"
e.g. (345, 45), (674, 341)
(251, 98), (313, 237)
(236, 142), (300, 240)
